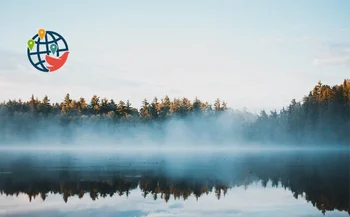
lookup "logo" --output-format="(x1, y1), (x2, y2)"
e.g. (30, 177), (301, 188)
(27, 29), (69, 73)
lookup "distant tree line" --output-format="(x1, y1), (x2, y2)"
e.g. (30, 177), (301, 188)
(1, 93), (228, 121)
(0, 79), (349, 145)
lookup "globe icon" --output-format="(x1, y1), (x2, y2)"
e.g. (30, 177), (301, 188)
(27, 30), (69, 72)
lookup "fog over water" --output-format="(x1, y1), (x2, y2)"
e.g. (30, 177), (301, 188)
(1, 105), (349, 216)
(0, 111), (254, 146)
(1, 109), (348, 148)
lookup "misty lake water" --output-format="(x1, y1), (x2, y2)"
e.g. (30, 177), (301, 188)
(0, 148), (349, 217)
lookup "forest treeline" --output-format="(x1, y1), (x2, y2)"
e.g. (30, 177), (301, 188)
(251, 79), (350, 144)
(0, 79), (349, 145)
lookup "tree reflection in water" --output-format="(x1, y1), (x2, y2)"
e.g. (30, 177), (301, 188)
(0, 151), (349, 215)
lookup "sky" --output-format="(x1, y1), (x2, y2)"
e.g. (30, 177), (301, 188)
(0, 0), (349, 112)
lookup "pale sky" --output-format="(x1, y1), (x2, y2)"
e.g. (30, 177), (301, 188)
(0, 0), (349, 112)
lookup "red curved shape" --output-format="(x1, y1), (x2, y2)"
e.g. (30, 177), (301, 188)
(45, 52), (69, 72)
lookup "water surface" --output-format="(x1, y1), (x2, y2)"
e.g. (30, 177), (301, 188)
(0, 148), (349, 217)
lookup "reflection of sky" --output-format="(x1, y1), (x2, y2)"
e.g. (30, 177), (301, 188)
(1, 182), (348, 217)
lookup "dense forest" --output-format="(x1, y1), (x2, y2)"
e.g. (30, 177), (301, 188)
(0, 79), (349, 145)
(251, 79), (350, 145)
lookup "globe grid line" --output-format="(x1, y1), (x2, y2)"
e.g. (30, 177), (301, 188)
(35, 35), (46, 72)
(45, 33), (50, 56)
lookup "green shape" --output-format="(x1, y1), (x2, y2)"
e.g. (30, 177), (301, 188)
(27, 39), (35, 50)
(50, 43), (57, 55)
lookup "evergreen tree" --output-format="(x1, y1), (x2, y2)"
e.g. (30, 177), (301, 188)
(159, 95), (171, 119)
(38, 95), (52, 116)
(140, 99), (151, 120)
(150, 97), (160, 120)
(90, 95), (100, 115)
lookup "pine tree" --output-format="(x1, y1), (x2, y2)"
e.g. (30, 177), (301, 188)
(77, 97), (87, 114)
(150, 97), (160, 120)
(214, 98), (221, 112)
(140, 99), (151, 120)
(29, 94), (38, 113)
(38, 95), (52, 116)
(159, 95), (171, 119)
(90, 95), (100, 115)
(192, 97), (202, 115)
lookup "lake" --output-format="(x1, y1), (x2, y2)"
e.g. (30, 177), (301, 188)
(0, 148), (349, 217)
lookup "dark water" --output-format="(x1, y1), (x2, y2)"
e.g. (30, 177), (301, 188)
(0, 148), (349, 217)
